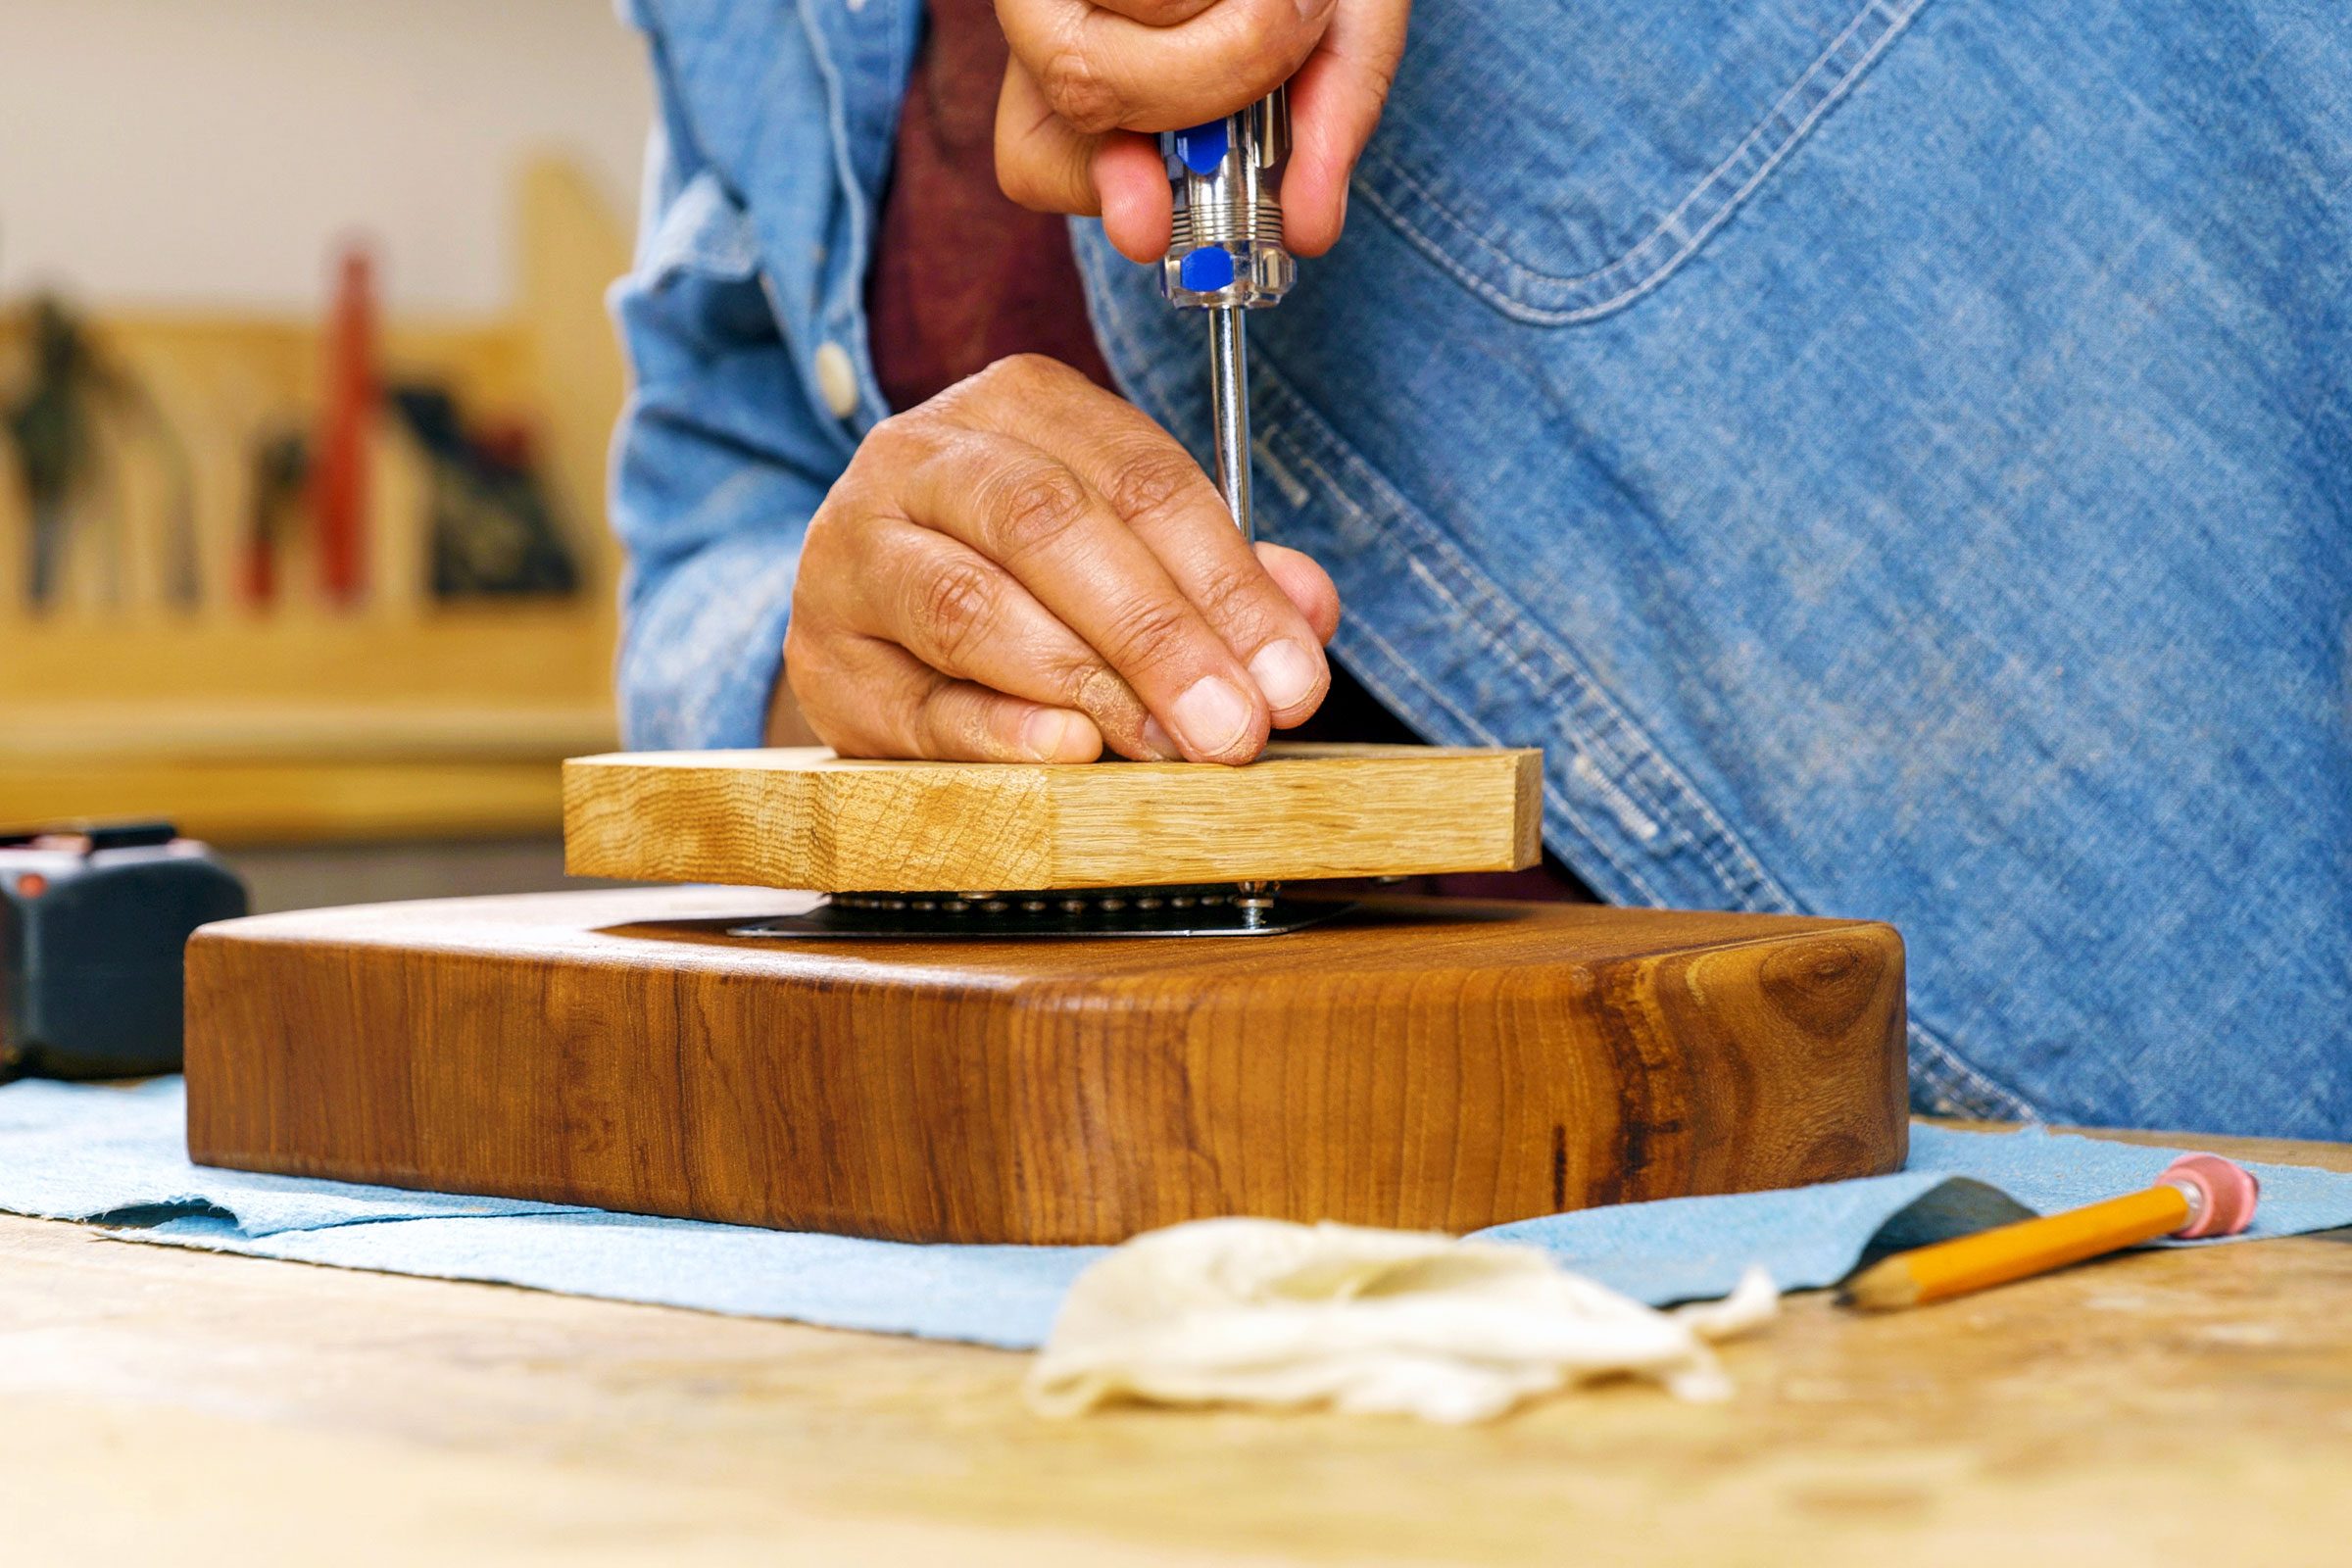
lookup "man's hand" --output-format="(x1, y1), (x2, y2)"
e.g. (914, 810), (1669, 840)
(992, 0), (1412, 264)
(781, 356), (1340, 763)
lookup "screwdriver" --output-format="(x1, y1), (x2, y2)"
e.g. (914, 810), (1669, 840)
(1158, 89), (1297, 543)
(1158, 90), (1298, 921)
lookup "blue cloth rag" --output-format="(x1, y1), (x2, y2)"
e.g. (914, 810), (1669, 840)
(3, 1078), (2347, 1350)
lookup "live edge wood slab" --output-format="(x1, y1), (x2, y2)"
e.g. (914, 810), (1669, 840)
(185, 887), (1909, 1244)
(562, 744), (1543, 891)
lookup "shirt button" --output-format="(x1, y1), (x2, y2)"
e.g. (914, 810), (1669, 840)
(813, 341), (859, 419)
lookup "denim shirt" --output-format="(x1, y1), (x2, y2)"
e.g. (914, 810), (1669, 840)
(612, 0), (2352, 1139)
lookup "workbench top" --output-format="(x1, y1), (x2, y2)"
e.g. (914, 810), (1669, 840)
(5, 1125), (2348, 1565)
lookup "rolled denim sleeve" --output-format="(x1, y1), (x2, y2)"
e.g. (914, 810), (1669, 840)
(607, 79), (838, 751)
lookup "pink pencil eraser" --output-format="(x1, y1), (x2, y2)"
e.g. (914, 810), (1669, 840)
(2163, 1152), (2261, 1238)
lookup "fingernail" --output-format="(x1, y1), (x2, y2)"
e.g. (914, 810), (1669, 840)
(1023, 710), (1080, 761)
(1248, 639), (1321, 716)
(1170, 675), (1256, 759)
(1141, 716), (1180, 760)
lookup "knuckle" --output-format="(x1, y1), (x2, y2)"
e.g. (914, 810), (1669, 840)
(782, 624), (842, 702)
(790, 533), (853, 612)
(908, 558), (999, 662)
(799, 484), (891, 581)
(788, 531), (833, 597)
(862, 407), (950, 463)
(860, 409), (924, 454)
(944, 355), (1045, 416)
(1100, 445), (1204, 525)
(1036, 45), (1121, 133)
(804, 474), (852, 531)
(947, 704), (1002, 760)
(975, 353), (1064, 398)
(822, 720), (891, 760)
(782, 652), (820, 714)
(1101, 593), (1197, 672)
(914, 688), (991, 760)
(785, 670), (858, 753)
(841, 421), (924, 491)
(987, 463), (1093, 559)
(990, 122), (1072, 214)
(1192, 0), (1318, 76)
(782, 618), (818, 674)
(1189, 558), (1266, 629)
(917, 365), (1002, 421)
(1236, 0), (1307, 48)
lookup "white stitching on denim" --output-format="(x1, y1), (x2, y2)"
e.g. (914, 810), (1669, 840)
(1398, 551), (1701, 858)
(1343, 612), (1667, 906)
(1370, 0), (1902, 290)
(1570, 752), (1660, 844)
(1252, 406), (1657, 899)
(1260, 378), (1762, 903)
(1263, 406), (1691, 906)
(1371, 0), (1917, 302)
(1265, 403), (1679, 824)
(1909, 1018), (2041, 1120)
(1340, 439), (1794, 906)
(1393, 554), (1678, 855)
(1355, 0), (1928, 325)
(1295, 407), (1788, 909)
(1251, 438), (1312, 508)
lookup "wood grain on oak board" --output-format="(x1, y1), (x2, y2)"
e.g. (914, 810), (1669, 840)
(561, 744), (1543, 892)
(185, 887), (1908, 1245)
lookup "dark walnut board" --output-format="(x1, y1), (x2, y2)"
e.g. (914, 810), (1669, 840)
(186, 887), (1909, 1244)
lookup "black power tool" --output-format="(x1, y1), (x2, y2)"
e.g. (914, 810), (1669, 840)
(0, 822), (248, 1079)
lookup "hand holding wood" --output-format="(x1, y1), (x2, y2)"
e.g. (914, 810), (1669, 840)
(784, 355), (1339, 765)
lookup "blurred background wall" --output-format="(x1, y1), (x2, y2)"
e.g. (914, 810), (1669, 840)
(0, 0), (655, 908)
(0, 0), (651, 313)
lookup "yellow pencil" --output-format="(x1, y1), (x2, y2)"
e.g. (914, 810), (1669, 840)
(1841, 1152), (2260, 1311)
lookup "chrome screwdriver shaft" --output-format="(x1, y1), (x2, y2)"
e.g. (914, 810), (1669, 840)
(1207, 305), (1252, 539)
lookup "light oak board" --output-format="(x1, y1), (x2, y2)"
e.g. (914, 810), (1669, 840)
(562, 743), (1543, 893)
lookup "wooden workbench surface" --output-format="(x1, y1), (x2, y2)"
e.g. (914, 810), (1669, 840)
(4, 1127), (2349, 1565)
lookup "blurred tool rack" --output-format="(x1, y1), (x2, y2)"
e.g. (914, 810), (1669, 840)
(0, 161), (624, 845)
